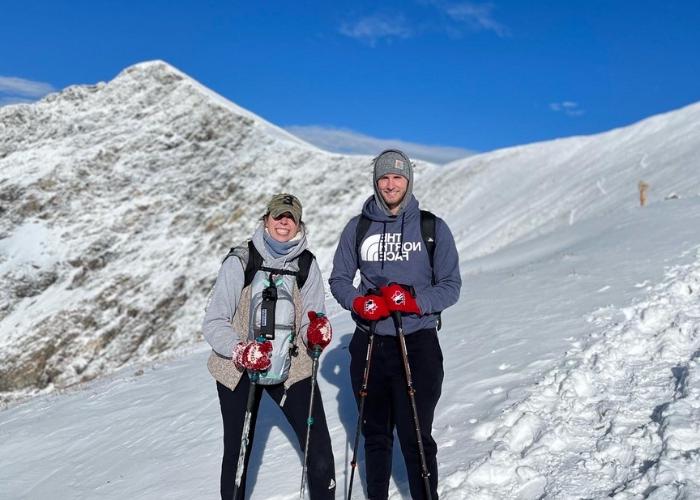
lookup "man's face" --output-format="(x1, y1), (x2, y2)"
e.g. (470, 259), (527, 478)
(377, 174), (408, 212)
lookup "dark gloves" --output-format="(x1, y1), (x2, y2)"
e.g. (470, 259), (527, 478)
(307, 311), (332, 350)
(380, 284), (421, 315)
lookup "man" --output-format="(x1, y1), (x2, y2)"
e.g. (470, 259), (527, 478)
(329, 149), (461, 499)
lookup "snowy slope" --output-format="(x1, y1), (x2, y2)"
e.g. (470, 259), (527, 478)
(1, 194), (698, 500)
(453, 256), (700, 499)
(420, 102), (700, 260)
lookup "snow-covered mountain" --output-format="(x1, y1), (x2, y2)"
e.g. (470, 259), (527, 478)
(0, 60), (436, 401)
(1, 61), (699, 499)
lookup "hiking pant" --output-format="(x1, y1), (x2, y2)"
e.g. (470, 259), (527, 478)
(349, 327), (444, 500)
(217, 373), (336, 500)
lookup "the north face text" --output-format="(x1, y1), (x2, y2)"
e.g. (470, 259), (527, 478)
(360, 233), (422, 262)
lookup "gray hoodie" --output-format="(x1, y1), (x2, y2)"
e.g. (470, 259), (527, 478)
(329, 194), (461, 336)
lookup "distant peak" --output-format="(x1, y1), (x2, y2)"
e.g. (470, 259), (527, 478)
(122, 59), (182, 73)
(115, 59), (189, 83)
(112, 61), (316, 149)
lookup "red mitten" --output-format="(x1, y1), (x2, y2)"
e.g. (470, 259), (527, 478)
(232, 342), (247, 370)
(380, 284), (421, 315)
(307, 311), (332, 350)
(233, 340), (273, 371)
(352, 293), (390, 321)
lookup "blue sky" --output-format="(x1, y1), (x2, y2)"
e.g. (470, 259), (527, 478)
(1, 1), (699, 161)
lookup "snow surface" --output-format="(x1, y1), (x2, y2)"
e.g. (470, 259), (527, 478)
(1, 61), (700, 499)
(2, 196), (698, 500)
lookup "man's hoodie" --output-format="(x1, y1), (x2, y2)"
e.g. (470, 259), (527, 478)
(329, 194), (461, 336)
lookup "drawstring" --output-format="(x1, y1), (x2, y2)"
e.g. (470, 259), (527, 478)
(380, 215), (406, 269)
(379, 222), (387, 270)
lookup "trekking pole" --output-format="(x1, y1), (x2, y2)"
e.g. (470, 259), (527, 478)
(299, 346), (322, 499)
(347, 320), (377, 500)
(391, 311), (433, 500)
(232, 370), (260, 500)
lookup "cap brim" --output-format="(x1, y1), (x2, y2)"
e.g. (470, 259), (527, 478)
(269, 209), (300, 224)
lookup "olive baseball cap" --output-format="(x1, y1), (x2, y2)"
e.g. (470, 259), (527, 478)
(267, 193), (303, 224)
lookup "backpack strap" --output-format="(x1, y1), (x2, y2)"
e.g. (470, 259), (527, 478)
(244, 240), (264, 288)
(419, 210), (442, 330)
(242, 240), (314, 289)
(355, 214), (372, 267)
(295, 250), (314, 289)
(420, 210), (437, 284)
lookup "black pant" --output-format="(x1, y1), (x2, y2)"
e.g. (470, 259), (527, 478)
(216, 374), (336, 500)
(349, 327), (444, 500)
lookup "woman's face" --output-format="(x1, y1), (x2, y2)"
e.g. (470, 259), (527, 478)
(265, 213), (299, 242)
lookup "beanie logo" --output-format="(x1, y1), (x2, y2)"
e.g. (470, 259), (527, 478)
(360, 233), (422, 262)
(394, 159), (406, 169)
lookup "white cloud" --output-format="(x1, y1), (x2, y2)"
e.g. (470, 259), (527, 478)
(339, 14), (413, 45)
(284, 125), (475, 164)
(0, 76), (55, 98)
(0, 76), (54, 108)
(550, 101), (585, 117)
(340, 2), (509, 44)
(441, 2), (509, 37)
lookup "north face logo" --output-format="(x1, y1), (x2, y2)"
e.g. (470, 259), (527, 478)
(360, 233), (422, 262)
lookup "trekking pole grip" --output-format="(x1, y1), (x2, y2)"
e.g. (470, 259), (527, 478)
(391, 310), (403, 330)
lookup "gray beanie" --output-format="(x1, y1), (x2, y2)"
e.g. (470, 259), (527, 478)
(373, 149), (412, 183)
(372, 149), (414, 215)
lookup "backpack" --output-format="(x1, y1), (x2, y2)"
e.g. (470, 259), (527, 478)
(221, 241), (315, 385)
(224, 240), (314, 289)
(354, 210), (442, 329)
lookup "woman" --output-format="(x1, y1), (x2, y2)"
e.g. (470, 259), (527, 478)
(203, 193), (335, 500)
